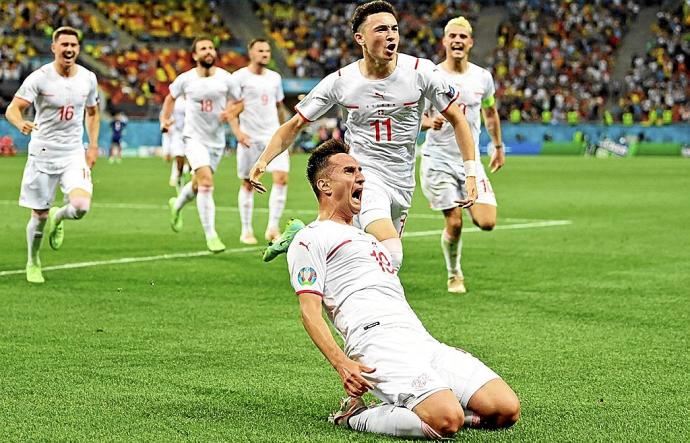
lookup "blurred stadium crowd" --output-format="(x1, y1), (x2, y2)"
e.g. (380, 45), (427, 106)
(0, 0), (688, 124)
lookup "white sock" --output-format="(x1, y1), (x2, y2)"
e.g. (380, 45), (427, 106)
(381, 238), (403, 271)
(174, 182), (196, 211)
(441, 229), (462, 278)
(26, 216), (47, 265)
(169, 162), (179, 186)
(196, 185), (217, 240)
(267, 184), (287, 231)
(348, 404), (443, 439)
(238, 187), (254, 235)
(55, 196), (90, 222)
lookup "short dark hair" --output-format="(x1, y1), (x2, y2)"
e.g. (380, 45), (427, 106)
(247, 38), (269, 50)
(351, 0), (397, 34)
(52, 26), (80, 43)
(306, 139), (350, 197)
(190, 36), (215, 53)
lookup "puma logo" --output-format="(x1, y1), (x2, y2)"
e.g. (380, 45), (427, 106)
(299, 241), (310, 251)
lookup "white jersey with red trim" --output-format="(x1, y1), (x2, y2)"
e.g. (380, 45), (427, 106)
(168, 67), (238, 148)
(295, 53), (458, 191)
(287, 219), (429, 354)
(14, 62), (98, 157)
(233, 67), (284, 140)
(423, 62), (495, 163)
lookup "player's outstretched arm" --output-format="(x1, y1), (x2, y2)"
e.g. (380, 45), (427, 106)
(482, 104), (505, 173)
(85, 105), (100, 168)
(159, 94), (175, 133)
(299, 293), (375, 398)
(5, 97), (36, 135)
(443, 104), (477, 207)
(249, 114), (307, 193)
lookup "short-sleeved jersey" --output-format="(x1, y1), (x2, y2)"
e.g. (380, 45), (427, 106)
(287, 220), (427, 353)
(232, 67), (284, 140)
(168, 67), (237, 148)
(422, 62), (495, 163)
(15, 63), (98, 156)
(172, 96), (186, 132)
(295, 53), (458, 191)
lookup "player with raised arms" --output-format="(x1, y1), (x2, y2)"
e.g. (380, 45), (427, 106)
(5, 26), (100, 283)
(249, 0), (477, 267)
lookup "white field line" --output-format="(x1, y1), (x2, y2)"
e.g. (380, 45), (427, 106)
(0, 199), (540, 221)
(0, 220), (571, 277)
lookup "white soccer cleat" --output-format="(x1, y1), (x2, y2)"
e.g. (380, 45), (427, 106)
(328, 396), (367, 428)
(447, 275), (467, 294)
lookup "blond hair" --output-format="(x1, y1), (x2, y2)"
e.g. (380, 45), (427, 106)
(444, 16), (473, 35)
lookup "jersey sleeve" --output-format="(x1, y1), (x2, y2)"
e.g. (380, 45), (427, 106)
(417, 58), (458, 114)
(287, 230), (326, 297)
(275, 74), (285, 103)
(86, 71), (99, 107)
(294, 72), (338, 122)
(14, 70), (41, 103)
(168, 73), (185, 99)
(481, 70), (496, 108)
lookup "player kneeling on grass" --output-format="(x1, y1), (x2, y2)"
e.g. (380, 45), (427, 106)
(5, 26), (99, 284)
(286, 139), (520, 439)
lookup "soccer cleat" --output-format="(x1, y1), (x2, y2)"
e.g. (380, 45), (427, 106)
(239, 232), (258, 245)
(206, 236), (226, 253)
(447, 275), (467, 294)
(264, 227), (281, 242)
(26, 262), (44, 284)
(328, 397), (367, 428)
(262, 218), (305, 262)
(168, 197), (183, 232)
(47, 207), (64, 250)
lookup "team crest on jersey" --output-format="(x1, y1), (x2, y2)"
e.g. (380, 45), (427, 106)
(444, 86), (456, 98)
(297, 267), (317, 286)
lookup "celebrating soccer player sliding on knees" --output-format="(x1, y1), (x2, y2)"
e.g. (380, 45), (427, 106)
(5, 26), (100, 284)
(286, 139), (520, 439)
(249, 0), (478, 267)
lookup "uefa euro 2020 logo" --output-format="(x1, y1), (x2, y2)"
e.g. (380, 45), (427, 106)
(297, 267), (317, 286)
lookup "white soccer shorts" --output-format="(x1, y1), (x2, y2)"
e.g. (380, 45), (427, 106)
(353, 327), (499, 410)
(236, 139), (290, 179)
(184, 137), (224, 172)
(420, 155), (496, 211)
(19, 154), (93, 210)
(169, 131), (185, 157)
(354, 172), (412, 237)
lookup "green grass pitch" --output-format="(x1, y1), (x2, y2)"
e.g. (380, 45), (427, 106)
(1, 153), (688, 441)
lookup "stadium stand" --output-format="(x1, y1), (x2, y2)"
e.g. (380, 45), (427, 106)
(488, 0), (641, 123)
(617, 1), (689, 124)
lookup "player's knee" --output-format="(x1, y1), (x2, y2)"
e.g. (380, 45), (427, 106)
(70, 197), (91, 219)
(476, 219), (495, 231)
(33, 209), (49, 219)
(427, 408), (464, 437)
(495, 397), (520, 428)
(446, 218), (463, 236)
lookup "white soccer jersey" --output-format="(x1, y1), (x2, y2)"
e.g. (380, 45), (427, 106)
(423, 62), (495, 163)
(14, 63), (98, 156)
(233, 67), (284, 140)
(295, 53), (458, 191)
(172, 95), (186, 132)
(287, 220), (428, 354)
(168, 67), (238, 148)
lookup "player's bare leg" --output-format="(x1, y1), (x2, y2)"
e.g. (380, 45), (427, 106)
(365, 218), (403, 270)
(238, 179), (257, 244)
(194, 166), (224, 252)
(26, 209), (49, 283)
(468, 203), (496, 231)
(464, 378), (520, 429)
(265, 170), (288, 241)
(413, 389), (465, 437)
(48, 188), (92, 251)
(442, 207), (466, 293)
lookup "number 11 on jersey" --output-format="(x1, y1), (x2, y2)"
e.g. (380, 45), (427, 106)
(370, 118), (392, 142)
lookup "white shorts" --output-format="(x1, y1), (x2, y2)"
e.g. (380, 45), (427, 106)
(161, 132), (171, 157)
(353, 173), (412, 237)
(420, 155), (496, 211)
(236, 139), (290, 179)
(170, 131), (185, 158)
(353, 326), (499, 409)
(184, 137), (224, 172)
(19, 153), (93, 210)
